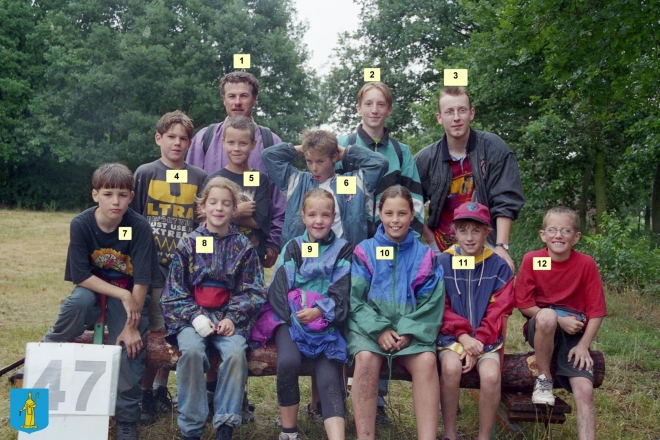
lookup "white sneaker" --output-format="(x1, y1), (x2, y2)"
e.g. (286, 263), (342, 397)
(532, 374), (556, 405)
(279, 432), (299, 440)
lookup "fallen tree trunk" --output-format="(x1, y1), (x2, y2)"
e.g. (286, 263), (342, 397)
(73, 331), (604, 392)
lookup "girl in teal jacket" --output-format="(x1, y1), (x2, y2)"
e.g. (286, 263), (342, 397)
(347, 185), (445, 440)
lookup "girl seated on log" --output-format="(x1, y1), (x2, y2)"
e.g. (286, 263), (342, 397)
(160, 176), (266, 440)
(347, 185), (445, 440)
(256, 188), (352, 440)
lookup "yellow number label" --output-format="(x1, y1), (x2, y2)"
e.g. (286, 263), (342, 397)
(302, 242), (319, 258)
(119, 227), (132, 240)
(196, 236), (214, 253)
(376, 246), (394, 260)
(443, 69), (468, 86)
(336, 176), (357, 194)
(533, 257), (552, 271)
(166, 169), (188, 183)
(243, 171), (260, 187)
(364, 68), (381, 82)
(234, 54), (251, 68)
(452, 255), (475, 270)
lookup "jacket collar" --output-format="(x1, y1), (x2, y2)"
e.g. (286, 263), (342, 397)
(302, 229), (336, 247)
(374, 223), (415, 250)
(198, 223), (238, 239)
(357, 124), (390, 148)
(440, 129), (477, 162)
(444, 243), (494, 265)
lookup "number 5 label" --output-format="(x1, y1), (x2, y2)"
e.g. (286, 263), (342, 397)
(23, 343), (121, 415)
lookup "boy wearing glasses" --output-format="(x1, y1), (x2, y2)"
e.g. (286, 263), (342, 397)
(415, 86), (524, 271)
(515, 207), (606, 440)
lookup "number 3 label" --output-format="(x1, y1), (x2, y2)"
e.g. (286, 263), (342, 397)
(444, 69), (468, 86)
(23, 343), (121, 415)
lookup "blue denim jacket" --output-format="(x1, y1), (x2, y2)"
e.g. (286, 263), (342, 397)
(262, 142), (388, 247)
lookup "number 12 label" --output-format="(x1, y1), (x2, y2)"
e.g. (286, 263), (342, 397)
(533, 257), (551, 270)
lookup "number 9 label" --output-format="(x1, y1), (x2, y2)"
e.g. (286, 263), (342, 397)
(302, 242), (318, 258)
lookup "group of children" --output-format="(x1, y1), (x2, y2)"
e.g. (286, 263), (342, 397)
(42, 81), (606, 440)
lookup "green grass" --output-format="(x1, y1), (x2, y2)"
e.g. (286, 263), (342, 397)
(1, 209), (660, 439)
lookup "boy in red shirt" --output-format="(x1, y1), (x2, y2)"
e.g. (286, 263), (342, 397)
(515, 207), (607, 440)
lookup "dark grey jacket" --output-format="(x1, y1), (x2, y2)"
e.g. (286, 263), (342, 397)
(414, 129), (524, 242)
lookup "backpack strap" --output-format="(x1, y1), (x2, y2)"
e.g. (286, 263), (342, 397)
(202, 123), (220, 155)
(391, 138), (404, 168)
(259, 125), (274, 148)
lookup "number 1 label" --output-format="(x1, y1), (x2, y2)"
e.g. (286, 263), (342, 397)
(234, 54), (251, 68)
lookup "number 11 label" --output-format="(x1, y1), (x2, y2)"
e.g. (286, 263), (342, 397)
(452, 255), (475, 269)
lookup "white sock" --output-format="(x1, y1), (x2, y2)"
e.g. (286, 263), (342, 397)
(153, 378), (168, 390)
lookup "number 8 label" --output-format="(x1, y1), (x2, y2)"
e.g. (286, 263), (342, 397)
(196, 236), (214, 253)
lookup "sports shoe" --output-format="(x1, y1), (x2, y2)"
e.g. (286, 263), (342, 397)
(114, 421), (137, 440)
(376, 405), (391, 425)
(306, 403), (323, 424)
(241, 399), (256, 423)
(532, 374), (556, 405)
(153, 386), (173, 414)
(279, 432), (300, 440)
(139, 389), (157, 425)
(215, 424), (233, 440)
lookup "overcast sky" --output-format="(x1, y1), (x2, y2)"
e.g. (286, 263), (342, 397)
(293, 0), (361, 75)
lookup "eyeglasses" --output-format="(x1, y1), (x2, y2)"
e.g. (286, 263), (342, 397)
(442, 108), (470, 117)
(543, 228), (574, 236)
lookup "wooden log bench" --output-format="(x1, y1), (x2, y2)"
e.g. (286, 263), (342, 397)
(9, 330), (605, 427)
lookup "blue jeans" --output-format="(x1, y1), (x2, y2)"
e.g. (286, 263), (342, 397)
(42, 286), (148, 423)
(176, 327), (247, 437)
(377, 379), (388, 407)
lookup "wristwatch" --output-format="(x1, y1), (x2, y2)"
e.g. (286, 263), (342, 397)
(495, 243), (509, 251)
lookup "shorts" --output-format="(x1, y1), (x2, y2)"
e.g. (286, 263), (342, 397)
(526, 313), (594, 393)
(147, 286), (165, 331)
(437, 342), (501, 365)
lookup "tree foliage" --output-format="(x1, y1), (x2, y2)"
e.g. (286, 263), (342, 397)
(1, 0), (319, 209)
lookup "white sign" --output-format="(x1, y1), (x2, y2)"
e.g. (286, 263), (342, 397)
(23, 343), (121, 415)
(19, 343), (121, 440)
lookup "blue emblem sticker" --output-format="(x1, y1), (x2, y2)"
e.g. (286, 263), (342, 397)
(467, 203), (478, 211)
(10, 388), (49, 434)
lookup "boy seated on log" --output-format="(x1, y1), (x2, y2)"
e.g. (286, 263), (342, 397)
(515, 206), (607, 440)
(436, 202), (514, 440)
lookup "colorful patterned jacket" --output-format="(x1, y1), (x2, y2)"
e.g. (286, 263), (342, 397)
(160, 224), (266, 345)
(346, 225), (445, 359)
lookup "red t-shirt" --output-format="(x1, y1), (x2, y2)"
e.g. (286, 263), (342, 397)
(515, 248), (607, 322)
(433, 157), (474, 251)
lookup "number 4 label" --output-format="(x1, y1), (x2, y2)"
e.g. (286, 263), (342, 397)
(166, 169), (188, 183)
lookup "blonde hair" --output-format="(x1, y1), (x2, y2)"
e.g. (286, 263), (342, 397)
(357, 82), (393, 108)
(542, 206), (580, 232)
(301, 130), (338, 157)
(301, 188), (335, 214)
(196, 176), (240, 218)
(438, 86), (472, 113)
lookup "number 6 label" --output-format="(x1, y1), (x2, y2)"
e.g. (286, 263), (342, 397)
(23, 343), (121, 415)
(336, 176), (356, 194)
